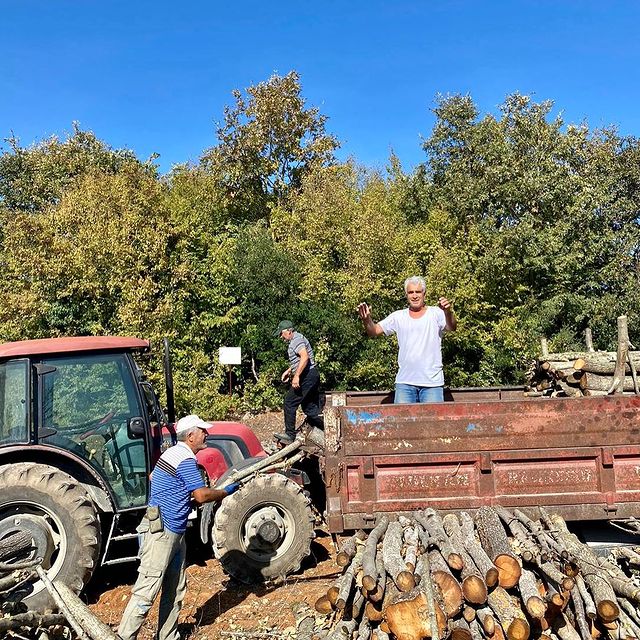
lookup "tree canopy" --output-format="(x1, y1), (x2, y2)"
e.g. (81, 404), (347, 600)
(1, 76), (639, 417)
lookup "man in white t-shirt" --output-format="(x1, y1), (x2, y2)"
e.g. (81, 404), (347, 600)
(357, 276), (457, 403)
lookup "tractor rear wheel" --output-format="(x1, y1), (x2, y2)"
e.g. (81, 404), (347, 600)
(0, 463), (101, 611)
(213, 473), (314, 583)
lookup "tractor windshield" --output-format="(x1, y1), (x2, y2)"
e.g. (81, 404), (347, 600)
(38, 353), (149, 509)
(0, 359), (29, 445)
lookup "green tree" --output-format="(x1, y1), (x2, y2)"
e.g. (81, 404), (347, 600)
(201, 71), (340, 222)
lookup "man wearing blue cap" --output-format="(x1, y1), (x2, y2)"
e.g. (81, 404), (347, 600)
(273, 320), (323, 443)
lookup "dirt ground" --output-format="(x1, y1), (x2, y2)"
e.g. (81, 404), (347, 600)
(87, 411), (340, 639)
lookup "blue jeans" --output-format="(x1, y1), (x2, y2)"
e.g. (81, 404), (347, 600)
(394, 383), (444, 404)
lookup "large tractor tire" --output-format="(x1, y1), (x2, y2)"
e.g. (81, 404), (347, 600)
(0, 462), (101, 611)
(213, 473), (314, 583)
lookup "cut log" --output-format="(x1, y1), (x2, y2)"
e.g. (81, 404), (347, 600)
(475, 507), (521, 589)
(548, 513), (618, 622)
(403, 526), (419, 572)
(54, 580), (121, 640)
(569, 585), (593, 640)
(327, 585), (340, 606)
(427, 550), (464, 618)
(382, 521), (416, 592)
(415, 509), (464, 571)
(487, 586), (531, 640)
(517, 562), (547, 619)
(450, 617), (473, 640)
(441, 514), (488, 604)
(494, 506), (538, 563)
(337, 530), (367, 567)
(476, 606), (496, 636)
(459, 511), (500, 587)
(315, 594), (333, 614)
(582, 372), (639, 392)
(384, 586), (447, 640)
(0, 530), (33, 564)
(362, 516), (389, 592)
(367, 551), (387, 602)
(336, 547), (363, 610)
(552, 613), (581, 640)
(584, 329), (594, 354)
(364, 599), (384, 622)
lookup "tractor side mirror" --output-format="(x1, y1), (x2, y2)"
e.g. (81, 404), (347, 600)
(128, 416), (146, 439)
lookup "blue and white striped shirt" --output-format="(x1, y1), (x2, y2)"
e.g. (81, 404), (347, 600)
(149, 442), (205, 534)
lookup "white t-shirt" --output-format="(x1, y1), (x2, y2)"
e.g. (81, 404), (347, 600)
(379, 306), (447, 386)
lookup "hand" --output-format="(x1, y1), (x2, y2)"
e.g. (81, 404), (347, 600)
(223, 482), (240, 495)
(357, 302), (372, 322)
(281, 369), (291, 383)
(292, 375), (301, 390)
(438, 297), (452, 311)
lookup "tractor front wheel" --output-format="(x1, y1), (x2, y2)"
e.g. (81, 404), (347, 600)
(213, 473), (314, 583)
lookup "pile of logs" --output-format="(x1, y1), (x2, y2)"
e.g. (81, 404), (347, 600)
(311, 506), (640, 640)
(0, 531), (117, 640)
(526, 320), (640, 398)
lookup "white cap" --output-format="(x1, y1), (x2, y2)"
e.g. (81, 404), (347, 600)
(175, 414), (209, 435)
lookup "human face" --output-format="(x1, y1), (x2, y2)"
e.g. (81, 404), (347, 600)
(186, 427), (208, 453)
(280, 329), (294, 342)
(405, 284), (426, 311)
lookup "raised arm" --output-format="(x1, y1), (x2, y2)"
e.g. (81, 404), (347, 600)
(438, 297), (457, 332)
(357, 302), (384, 337)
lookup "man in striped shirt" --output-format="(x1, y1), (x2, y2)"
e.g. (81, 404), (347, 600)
(273, 320), (324, 443)
(118, 414), (238, 640)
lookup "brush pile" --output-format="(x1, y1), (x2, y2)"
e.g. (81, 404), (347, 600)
(310, 506), (640, 640)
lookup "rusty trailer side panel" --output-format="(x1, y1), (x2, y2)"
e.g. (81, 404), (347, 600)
(322, 393), (640, 532)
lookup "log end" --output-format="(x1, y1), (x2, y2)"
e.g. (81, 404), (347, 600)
(524, 595), (547, 620)
(461, 574), (488, 605)
(362, 575), (377, 593)
(314, 595), (333, 615)
(507, 617), (531, 640)
(494, 554), (522, 589)
(597, 599), (620, 624)
(396, 570), (416, 593)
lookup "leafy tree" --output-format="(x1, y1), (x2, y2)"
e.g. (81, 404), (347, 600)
(0, 125), (144, 213)
(201, 71), (340, 222)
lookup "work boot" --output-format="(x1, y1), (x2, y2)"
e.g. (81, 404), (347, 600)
(274, 432), (294, 444)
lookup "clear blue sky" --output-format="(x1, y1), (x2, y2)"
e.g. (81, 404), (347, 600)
(2, 1), (640, 174)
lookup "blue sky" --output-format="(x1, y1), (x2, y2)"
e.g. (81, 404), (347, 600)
(2, 1), (640, 174)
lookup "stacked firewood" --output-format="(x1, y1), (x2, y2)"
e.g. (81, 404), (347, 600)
(526, 320), (640, 398)
(0, 531), (117, 640)
(310, 507), (640, 640)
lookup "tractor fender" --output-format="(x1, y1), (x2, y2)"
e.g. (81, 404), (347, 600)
(0, 444), (114, 513)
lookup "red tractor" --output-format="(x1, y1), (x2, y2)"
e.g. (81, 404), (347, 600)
(0, 336), (315, 609)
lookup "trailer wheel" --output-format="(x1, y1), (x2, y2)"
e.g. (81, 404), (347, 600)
(0, 463), (101, 611)
(213, 473), (314, 583)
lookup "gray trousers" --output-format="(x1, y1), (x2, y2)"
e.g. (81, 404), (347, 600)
(118, 527), (187, 640)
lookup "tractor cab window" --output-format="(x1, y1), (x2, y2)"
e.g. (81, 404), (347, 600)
(38, 353), (148, 509)
(0, 359), (29, 446)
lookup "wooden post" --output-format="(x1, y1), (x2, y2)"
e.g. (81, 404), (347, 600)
(540, 337), (549, 358)
(610, 316), (630, 395)
(584, 328), (594, 353)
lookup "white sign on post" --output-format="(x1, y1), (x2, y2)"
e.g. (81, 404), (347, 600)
(219, 347), (242, 365)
